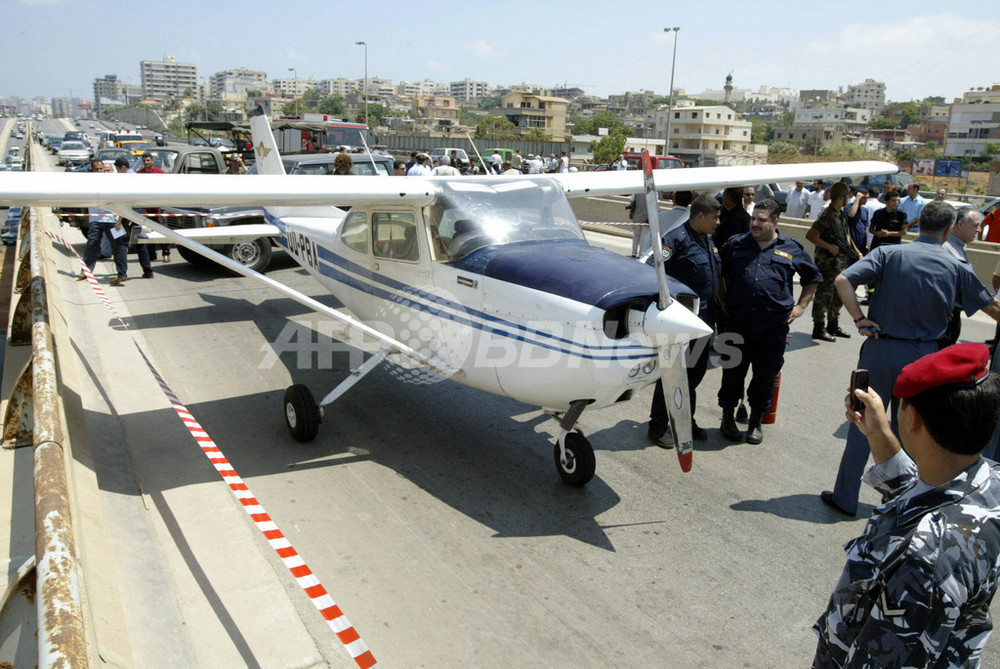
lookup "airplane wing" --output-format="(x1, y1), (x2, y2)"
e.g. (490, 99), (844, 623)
(0, 172), (439, 209)
(544, 160), (900, 199)
(0, 160), (897, 209)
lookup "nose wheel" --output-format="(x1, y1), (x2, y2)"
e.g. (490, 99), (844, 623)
(554, 431), (595, 486)
(284, 384), (320, 442)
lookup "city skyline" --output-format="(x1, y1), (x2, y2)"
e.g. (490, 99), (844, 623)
(4, 0), (999, 105)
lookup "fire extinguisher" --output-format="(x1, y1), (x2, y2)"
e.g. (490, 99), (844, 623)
(762, 372), (781, 424)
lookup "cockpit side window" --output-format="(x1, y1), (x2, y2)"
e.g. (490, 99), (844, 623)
(340, 211), (369, 254)
(372, 212), (419, 262)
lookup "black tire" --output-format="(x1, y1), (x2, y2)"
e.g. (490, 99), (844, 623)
(177, 245), (210, 265)
(553, 431), (596, 486)
(284, 384), (320, 442)
(222, 238), (271, 273)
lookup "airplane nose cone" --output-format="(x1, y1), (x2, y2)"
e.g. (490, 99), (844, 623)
(639, 300), (712, 345)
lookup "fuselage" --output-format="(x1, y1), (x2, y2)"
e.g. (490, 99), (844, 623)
(268, 178), (702, 412)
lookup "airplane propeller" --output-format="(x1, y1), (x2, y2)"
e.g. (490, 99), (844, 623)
(639, 151), (710, 472)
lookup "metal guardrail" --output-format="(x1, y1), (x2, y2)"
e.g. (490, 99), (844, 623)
(1, 133), (89, 667)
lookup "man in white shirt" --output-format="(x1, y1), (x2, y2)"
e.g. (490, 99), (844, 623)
(785, 181), (809, 218)
(804, 180), (827, 221)
(406, 154), (432, 176)
(559, 152), (569, 173)
(430, 155), (461, 176)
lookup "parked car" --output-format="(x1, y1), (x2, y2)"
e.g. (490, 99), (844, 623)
(57, 141), (91, 166)
(246, 152), (394, 176)
(2, 206), (23, 246)
(427, 147), (470, 170)
(95, 148), (133, 169)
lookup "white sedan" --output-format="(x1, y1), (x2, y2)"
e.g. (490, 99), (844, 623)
(57, 141), (91, 166)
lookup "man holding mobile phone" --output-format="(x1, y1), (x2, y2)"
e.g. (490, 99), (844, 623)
(814, 344), (1000, 666)
(821, 201), (1000, 516)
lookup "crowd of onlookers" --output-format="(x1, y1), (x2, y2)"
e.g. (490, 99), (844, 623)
(396, 149), (571, 177)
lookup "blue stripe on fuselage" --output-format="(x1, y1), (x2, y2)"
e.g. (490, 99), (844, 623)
(267, 212), (657, 361)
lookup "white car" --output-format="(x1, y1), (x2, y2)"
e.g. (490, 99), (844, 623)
(7, 157), (24, 172)
(57, 141), (91, 166)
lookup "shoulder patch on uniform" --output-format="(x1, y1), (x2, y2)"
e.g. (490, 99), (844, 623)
(662, 247), (672, 261)
(774, 249), (793, 260)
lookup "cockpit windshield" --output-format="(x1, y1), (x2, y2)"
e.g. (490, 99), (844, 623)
(427, 178), (585, 261)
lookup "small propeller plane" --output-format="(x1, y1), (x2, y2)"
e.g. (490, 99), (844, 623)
(0, 111), (897, 485)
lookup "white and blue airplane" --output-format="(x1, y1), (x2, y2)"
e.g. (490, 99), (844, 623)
(0, 112), (896, 485)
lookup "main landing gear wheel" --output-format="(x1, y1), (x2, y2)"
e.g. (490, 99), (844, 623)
(284, 384), (320, 442)
(554, 431), (596, 486)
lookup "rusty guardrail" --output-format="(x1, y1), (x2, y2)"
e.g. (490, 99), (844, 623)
(1, 132), (89, 667)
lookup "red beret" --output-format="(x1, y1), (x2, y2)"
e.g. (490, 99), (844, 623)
(894, 343), (990, 399)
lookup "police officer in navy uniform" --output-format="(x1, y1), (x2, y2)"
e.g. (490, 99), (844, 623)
(718, 199), (821, 444)
(648, 194), (722, 447)
(822, 201), (1000, 516)
(814, 343), (1000, 666)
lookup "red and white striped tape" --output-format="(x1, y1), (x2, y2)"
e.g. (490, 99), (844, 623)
(44, 229), (379, 668)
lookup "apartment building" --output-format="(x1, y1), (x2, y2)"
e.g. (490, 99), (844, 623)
(140, 56), (197, 103)
(500, 92), (570, 141)
(652, 101), (764, 166)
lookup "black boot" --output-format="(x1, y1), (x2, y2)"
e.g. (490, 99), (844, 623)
(812, 324), (835, 342)
(720, 408), (742, 442)
(746, 413), (763, 444)
(827, 321), (851, 338)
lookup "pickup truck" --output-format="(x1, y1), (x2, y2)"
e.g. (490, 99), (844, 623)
(59, 146), (271, 271)
(141, 146), (271, 271)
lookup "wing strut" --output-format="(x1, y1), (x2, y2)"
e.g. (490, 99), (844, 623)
(111, 204), (452, 376)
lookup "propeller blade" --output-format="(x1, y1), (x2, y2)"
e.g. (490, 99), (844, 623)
(658, 342), (694, 472)
(641, 151), (671, 311)
(640, 150), (698, 473)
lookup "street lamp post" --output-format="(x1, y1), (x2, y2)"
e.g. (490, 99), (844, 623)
(355, 41), (368, 130)
(288, 67), (298, 117)
(200, 76), (207, 121)
(663, 27), (679, 156)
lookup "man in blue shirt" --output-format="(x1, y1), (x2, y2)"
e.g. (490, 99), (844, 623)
(898, 183), (927, 233)
(718, 199), (821, 444)
(647, 194), (722, 446)
(821, 201), (1000, 516)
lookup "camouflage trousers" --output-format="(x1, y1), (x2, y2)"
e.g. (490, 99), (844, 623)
(812, 255), (849, 328)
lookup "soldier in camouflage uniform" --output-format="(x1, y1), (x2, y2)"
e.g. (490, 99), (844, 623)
(814, 343), (1000, 667)
(806, 182), (859, 342)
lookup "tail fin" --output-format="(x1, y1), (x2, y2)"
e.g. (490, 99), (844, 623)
(249, 105), (285, 175)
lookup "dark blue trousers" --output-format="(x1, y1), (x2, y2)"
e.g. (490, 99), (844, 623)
(831, 337), (937, 514)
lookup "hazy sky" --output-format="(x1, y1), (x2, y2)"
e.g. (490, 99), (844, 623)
(5, 0), (999, 104)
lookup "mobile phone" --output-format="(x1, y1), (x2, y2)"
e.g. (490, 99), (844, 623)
(850, 369), (870, 413)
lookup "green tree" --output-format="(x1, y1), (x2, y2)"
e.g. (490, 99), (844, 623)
(767, 141), (799, 156)
(588, 110), (633, 137)
(356, 103), (387, 126)
(521, 128), (549, 141)
(777, 110), (795, 127)
(751, 120), (773, 143)
(898, 102), (920, 128)
(591, 130), (626, 164)
(317, 95), (346, 117)
(869, 117), (896, 130)
(983, 142), (1000, 157)
(475, 115), (518, 140)
(184, 102), (206, 123)
(569, 112), (593, 135)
